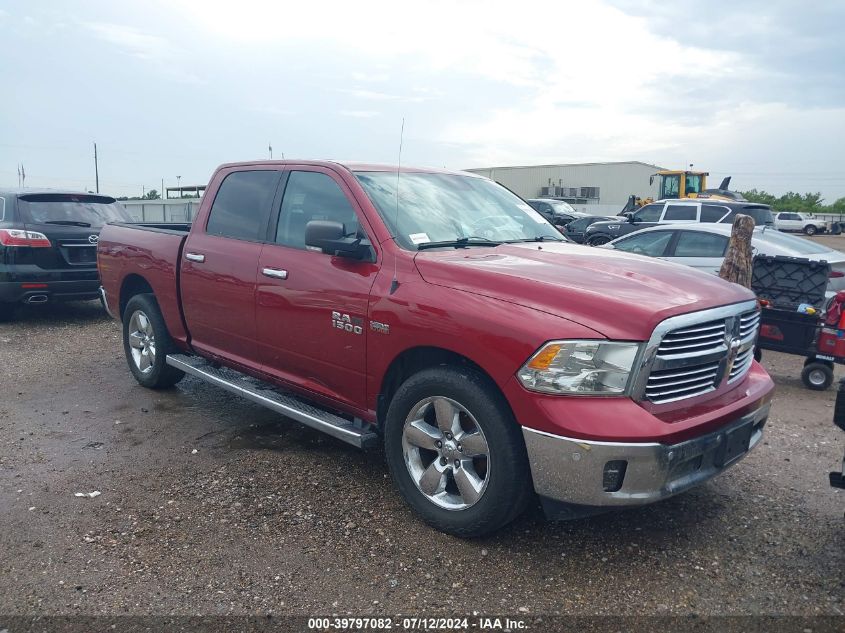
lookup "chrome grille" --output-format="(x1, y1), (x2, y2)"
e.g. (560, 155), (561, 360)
(728, 347), (754, 383)
(657, 319), (726, 357)
(644, 361), (721, 401)
(639, 301), (761, 405)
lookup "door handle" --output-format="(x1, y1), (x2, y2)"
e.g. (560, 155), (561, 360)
(185, 252), (205, 263)
(262, 267), (288, 280)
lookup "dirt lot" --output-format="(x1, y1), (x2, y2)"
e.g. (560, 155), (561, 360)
(0, 241), (843, 621)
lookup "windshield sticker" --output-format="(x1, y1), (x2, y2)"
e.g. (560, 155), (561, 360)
(409, 232), (431, 244)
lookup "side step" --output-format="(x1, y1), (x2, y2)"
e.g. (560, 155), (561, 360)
(166, 354), (379, 449)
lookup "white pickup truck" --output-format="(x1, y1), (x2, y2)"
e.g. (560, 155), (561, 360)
(774, 211), (827, 235)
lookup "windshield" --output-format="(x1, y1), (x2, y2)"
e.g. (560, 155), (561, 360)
(19, 194), (131, 227)
(758, 229), (831, 254)
(548, 200), (577, 214)
(354, 172), (562, 248)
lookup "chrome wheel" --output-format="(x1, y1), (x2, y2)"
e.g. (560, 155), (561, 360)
(808, 368), (826, 386)
(127, 309), (156, 374)
(401, 396), (490, 510)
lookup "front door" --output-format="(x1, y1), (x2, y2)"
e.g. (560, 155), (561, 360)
(255, 167), (379, 411)
(180, 167), (282, 368)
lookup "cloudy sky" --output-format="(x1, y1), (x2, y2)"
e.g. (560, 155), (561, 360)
(1, 0), (843, 201)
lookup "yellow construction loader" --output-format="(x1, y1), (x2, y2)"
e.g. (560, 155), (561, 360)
(620, 170), (745, 215)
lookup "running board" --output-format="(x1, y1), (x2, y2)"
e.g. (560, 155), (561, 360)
(166, 354), (379, 449)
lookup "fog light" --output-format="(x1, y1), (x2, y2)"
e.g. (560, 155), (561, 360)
(602, 460), (627, 492)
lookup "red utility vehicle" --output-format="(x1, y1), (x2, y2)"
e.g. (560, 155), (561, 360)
(98, 161), (775, 536)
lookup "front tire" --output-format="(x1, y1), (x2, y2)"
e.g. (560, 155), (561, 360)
(804, 225), (818, 236)
(122, 294), (185, 389)
(384, 366), (532, 537)
(587, 234), (612, 246)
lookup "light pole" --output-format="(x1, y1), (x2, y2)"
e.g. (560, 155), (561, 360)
(177, 175), (181, 199)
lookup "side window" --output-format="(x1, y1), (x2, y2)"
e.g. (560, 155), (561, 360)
(634, 203), (663, 222)
(701, 205), (729, 222)
(673, 232), (729, 257)
(663, 204), (697, 221)
(614, 231), (673, 257)
(0, 197), (5, 222)
(206, 170), (280, 241)
(276, 171), (360, 250)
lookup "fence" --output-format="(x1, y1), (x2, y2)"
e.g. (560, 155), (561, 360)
(121, 199), (201, 223)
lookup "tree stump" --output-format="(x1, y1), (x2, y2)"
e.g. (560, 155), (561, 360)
(719, 214), (755, 288)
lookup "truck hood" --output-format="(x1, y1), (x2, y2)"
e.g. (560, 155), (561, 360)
(413, 242), (753, 341)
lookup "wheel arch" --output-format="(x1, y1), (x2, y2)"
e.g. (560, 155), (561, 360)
(119, 274), (154, 319)
(376, 345), (514, 430)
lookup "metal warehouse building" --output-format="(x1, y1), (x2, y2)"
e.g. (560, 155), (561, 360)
(464, 161), (665, 215)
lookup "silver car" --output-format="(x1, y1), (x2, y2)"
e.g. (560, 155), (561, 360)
(602, 223), (845, 296)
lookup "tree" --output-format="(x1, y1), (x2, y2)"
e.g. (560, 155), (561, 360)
(142, 189), (161, 200)
(740, 189), (834, 214)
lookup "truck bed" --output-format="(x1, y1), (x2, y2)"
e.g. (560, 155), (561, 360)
(98, 222), (190, 345)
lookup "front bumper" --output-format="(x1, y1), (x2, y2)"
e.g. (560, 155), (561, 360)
(524, 400), (770, 514)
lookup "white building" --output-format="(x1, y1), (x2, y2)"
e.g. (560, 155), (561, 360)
(464, 161), (665, 215)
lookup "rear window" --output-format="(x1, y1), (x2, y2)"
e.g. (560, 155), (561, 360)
(19, 194), (131, 227)
(757, 229), (830, 254)
(741, 206), (774, 226)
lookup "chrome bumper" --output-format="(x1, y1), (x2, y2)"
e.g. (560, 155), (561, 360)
(98, 286), (117, 320)
(523, 402), (770, 508)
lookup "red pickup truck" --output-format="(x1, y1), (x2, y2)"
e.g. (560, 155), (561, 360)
(98, 160), (774, 536)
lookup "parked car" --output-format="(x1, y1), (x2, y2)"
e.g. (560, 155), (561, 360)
(602, 223), (845, 297)
(98, 160), (774, 537)
(562, 215), (617, 244)
(0, 189), (134, 319)
(526, 198), (585, 227)
(584, 199), (775, 246)
(774, 211), (827, 236)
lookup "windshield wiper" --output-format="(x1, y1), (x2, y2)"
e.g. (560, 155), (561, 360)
(417, 236), (502, 250)
(505, 235), (564, 243)
(42, 220), (92, 227)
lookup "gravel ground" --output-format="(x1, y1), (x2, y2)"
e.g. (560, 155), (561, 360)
(0, 264), (843, 621)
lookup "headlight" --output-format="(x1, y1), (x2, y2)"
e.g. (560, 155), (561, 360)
(517, 340), (641, 395)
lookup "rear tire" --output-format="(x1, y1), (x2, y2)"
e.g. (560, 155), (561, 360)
(801, 362), (833, 391)
(384, 366), (532, 537)
(587, 234), (611, 246)
(804, 225), (817, 236)
(122, 294), (185, 389)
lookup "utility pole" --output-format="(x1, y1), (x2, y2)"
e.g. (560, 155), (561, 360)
(161, 178), (165, 200)
(94, 142), (100, 193)
(177, 175), (181, 199)
(269, 142), (273, 159)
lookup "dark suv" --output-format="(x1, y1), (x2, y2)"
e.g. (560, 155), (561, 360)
(0, 190), (134, 317)
(583, 199), (775, 246)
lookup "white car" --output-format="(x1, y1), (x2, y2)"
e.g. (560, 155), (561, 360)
(603, 223), (845, 296)
(774, 211), (827, 235)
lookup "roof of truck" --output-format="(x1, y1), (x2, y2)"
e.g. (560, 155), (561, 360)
(215, 159), (482, 177)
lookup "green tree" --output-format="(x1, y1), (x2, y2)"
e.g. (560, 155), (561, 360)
(142, 189), (161, 200)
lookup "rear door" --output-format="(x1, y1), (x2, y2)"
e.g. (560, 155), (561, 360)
(664, 230), (728, 274)
(255, 166), (379, 410)
(180, 167), (282, 368)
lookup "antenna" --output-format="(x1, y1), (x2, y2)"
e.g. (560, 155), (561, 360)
(389, 118), (405, 295)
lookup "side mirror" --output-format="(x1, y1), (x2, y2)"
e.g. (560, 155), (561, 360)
(304, 220), (371, 260)
(628, 214), (638, 223)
